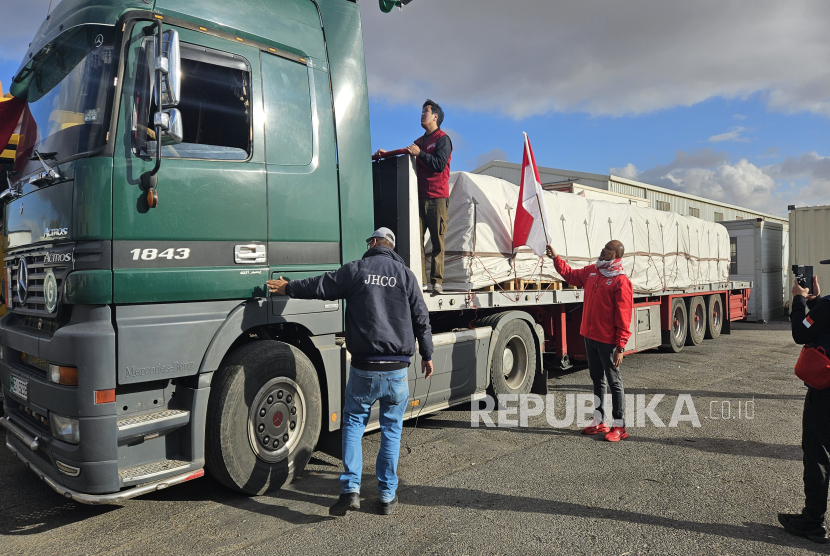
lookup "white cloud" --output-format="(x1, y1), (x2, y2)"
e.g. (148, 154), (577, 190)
(442, 127), (466, 151)
(610, 163), (639, 180)
(765, 152), (830, 204)
(707, 127), (749, 143)
(733, 114), (747, 120)
(361, 0), (830, 118)
(631, 150), (785, 212)
(661, 160), (776, 210)
(473, 148), (509, 169)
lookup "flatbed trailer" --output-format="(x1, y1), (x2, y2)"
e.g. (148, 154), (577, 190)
(0, 0), (751, 506)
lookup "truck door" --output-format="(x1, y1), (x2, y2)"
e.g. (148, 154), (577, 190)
(112, 22), (268, 303)
(261, 49), (340, 272)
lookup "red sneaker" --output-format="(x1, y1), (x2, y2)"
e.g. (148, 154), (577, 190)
(582, 422), (610, 435)
(605, 427), (628, 442)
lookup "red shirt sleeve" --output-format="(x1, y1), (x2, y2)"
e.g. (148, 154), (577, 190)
(553, 256), (591, 289)
(614, 276), (634, 349)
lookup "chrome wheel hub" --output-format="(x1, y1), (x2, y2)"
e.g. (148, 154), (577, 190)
(248, 377), (305, 463)
(502, 335), (528, 389)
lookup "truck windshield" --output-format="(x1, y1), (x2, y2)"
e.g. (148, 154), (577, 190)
(10, 24), (116, 178)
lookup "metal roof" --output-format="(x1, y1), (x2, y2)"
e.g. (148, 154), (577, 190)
(472, 160), (788, 224)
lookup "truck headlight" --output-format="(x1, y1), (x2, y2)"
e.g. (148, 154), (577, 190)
(49, 413), (80, 444)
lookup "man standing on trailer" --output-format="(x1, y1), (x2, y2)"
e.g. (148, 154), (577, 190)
(546, 240), (633, 441)
(267, 227), (433, 517)
(374, 100), (452, 293)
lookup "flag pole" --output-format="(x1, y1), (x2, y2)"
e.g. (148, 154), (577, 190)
(524, 132), (551, 245)
(535, 192), (550, 245)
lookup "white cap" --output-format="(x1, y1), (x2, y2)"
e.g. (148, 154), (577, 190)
(367, 227), (396, 248)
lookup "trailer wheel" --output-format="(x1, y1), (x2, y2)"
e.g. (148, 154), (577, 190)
(705, 294), (723, 339)
(490, 320), (537, 397)
(685, 296), (706, 346)
(660, 298), (687, 353)
(206, 341), (321, 495)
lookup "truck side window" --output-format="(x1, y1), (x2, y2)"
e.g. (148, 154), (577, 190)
(133, 39), (252, 161)
(261, 54), (313, 166)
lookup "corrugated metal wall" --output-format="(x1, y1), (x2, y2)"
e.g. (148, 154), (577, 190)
(476, 161), (785, 225)
(480, 165), (522, 185)
(609, 181), (646, 199)
(478, 165), (611, 192)
(789, 206), (830, 306)
(722, 220), (787, 321)
(760, 223), (785, 321)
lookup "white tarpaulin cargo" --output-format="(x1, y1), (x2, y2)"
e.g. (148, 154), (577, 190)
(425, 172), (731, 292)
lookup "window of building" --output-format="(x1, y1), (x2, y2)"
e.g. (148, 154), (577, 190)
(656, 200), (671, 211)
(735, 215), (743, 220)
(730, 237), (737, 274)
(688, 207), (700, 218)
(133, 40), (252, 160)
(714, 212), (724, 221)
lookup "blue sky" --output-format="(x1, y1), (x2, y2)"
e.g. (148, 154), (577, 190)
(3, 0), (829, 217)
(369, 94), (830, 218)
(361, 1), (830, 216)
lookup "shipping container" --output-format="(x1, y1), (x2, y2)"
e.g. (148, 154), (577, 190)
(721, 219), (788, 322)
(789, 205), (830, 307)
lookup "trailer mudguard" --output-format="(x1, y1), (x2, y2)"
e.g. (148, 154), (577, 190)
(475, 311), (547, 395)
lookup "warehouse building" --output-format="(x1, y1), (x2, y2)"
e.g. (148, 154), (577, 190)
(472, 160), (790, 321)
(472, 160), (788, 224)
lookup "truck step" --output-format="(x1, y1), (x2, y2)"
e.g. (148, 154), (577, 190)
(117, 409), (190, 441)
(119, 459), (191, 483)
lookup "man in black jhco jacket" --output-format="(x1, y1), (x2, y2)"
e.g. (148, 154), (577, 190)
(268, 227), (433, 517)
(780, 264), (830, 544)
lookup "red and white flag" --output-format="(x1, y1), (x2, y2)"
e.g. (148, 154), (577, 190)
(512, 132), (550, 256)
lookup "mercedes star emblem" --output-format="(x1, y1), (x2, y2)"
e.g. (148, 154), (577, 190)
(16, 257), (28, 304)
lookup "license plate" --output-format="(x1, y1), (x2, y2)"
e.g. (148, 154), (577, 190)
(9, 375), (28, 400)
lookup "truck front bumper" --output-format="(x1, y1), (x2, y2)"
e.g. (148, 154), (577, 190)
(4, 433), (204, 505)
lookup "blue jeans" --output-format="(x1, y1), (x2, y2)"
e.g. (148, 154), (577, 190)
(341, 366), (409, 503)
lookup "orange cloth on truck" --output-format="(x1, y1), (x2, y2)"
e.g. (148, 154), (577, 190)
(553, 256), (634, 349)
(0, 96), (25, 155)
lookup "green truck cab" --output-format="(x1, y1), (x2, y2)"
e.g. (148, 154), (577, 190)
(0, 0), (380, 502)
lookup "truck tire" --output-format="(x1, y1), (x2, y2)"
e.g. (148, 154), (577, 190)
(489, 319), (537, 397)
(206, 341), (321, 495)
(705, 294), (723, 339)
(660, 298), (687, 353)
(685, 296), (706, 346)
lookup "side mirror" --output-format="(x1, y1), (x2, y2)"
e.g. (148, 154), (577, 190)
(141, 22), (183, 205)
(154, 29), (180, 107)
(154, 109), (183, 145)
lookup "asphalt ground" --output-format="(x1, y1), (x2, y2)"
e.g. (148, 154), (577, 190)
(2, 319), (828, 555)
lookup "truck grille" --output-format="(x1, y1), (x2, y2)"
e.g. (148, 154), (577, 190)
(4, 244), (73, 319)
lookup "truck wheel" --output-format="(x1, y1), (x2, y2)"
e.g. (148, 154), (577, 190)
(685, 296), (706, 346)
(490, 320), (537, 397)
(660, 298), (687, 353)
(206, 341), (321, 495)
(705, 294), (723, 339)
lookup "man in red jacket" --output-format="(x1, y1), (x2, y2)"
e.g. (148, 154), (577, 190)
(546, 240), (634, 441)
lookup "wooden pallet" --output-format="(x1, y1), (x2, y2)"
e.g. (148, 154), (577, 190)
(477, 279), (565, 292)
